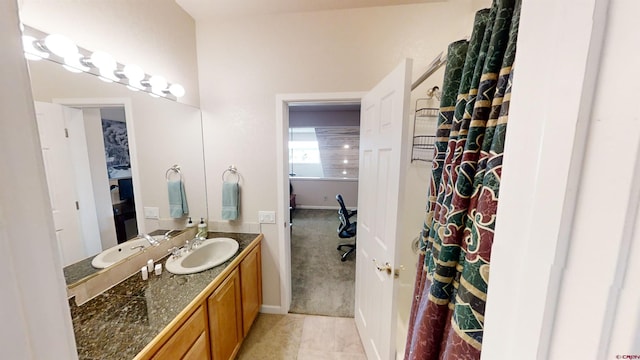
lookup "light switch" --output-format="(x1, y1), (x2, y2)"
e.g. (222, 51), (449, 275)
(144, 207), (159, 219)
(258, 211), (276, 224)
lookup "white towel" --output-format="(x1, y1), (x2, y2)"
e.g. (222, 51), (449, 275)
(168, 180), (188, 218)
(221, 181), (239, 220)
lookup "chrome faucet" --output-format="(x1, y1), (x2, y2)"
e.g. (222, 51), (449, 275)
(168, 246), (182, 259)
(190, 235), (205, 250)
(163, 229), (178, 240)
(139, 233), (160, 246)
(130, 244), (145, 252)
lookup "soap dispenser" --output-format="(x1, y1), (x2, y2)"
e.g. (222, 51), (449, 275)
(197, 218), (208, 239)
(186, 217), (195, 234)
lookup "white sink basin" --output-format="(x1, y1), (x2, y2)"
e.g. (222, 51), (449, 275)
(91, 236), (162, 269)
(165, 238), (239, 275)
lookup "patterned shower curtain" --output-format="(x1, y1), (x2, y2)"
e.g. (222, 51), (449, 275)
(405, 0), (521, 358)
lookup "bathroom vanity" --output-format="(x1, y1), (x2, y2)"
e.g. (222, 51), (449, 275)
(68, 233), (262, 360)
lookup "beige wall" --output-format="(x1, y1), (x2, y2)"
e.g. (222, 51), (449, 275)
(195, 0), (484, 309)
(0, 0), (77, 357)
(18, 0), (200, 107)
(290, 178), (358, 208)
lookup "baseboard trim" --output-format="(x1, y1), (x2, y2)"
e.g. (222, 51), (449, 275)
(296, 205), (340, 210)
(260, 305), (287, 314)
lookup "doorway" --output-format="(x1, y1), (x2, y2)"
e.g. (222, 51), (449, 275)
(287, 103), (360, 317)
(275, 92), (365, 316)
(100, 107), (138, 244)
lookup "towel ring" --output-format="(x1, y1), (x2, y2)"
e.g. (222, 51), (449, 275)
(222, 165), (240, 183)
(166, 164), (183, 182)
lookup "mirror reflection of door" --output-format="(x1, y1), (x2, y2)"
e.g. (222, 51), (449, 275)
(101, 107), (138, 244)
(35, 101), (90, 266)
(34, 101), (138, 266)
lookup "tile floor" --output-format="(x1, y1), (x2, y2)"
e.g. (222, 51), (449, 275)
(237, 313), (366, 359)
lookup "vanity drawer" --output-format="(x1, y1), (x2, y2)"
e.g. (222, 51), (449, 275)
(152, 306), (208, 360)
(182, 332), (208, 360)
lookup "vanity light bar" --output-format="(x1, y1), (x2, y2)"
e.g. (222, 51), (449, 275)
(20, 25), (186, 101)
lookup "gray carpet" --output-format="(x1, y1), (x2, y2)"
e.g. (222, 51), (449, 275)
(290, 209), (356, 318)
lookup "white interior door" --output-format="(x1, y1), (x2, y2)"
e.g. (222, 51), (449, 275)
(35, 101), (85, 266)
(65, 107), (103, 256)
(355, 59), (412, 359)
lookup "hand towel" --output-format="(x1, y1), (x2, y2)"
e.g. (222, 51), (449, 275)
(221, 181), (239, 220)
(168, 179), (189, 218)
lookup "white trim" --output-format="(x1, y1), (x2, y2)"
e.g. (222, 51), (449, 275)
(595, 2), (639, 356)
(259, 305), (286, 314)
(275, 92), (365, 313)
(482, 1), (608, 358)
(52, 97), (145, 236)
(295, 205), (340, 210)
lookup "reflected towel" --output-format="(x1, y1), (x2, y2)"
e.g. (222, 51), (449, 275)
(168, 180), (189, 218)
(221, 181), (239, 220)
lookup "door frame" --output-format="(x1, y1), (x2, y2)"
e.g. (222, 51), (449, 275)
(274, 92), (365, 314)
(51, 97), (145, 238)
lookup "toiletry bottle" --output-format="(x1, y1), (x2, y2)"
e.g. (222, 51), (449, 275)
(185, 217), (197, 236)
(198, 218), (208, 239)
(186, 217), (195, 235)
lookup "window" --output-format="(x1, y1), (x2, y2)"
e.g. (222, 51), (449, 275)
(289, 127), (359, 179)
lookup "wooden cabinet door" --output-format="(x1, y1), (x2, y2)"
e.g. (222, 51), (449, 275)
(182, 332), (209, 360)
(240, 244), (262, 337)
(152, 306), (208, 360)
(208, 268), (242, 360)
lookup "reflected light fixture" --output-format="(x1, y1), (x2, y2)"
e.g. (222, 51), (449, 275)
(168, 84), (186, 98)
(90, 51), (118, 82)
(343, 144), (350, 149)
(63, 53), (90, 73)
(123, 64), (145, 91)
(21, 25), (186, 102)
(22, 35), (49, 60)
(343, 159), (348, 164)
(44, 34), (77, 57)
(149, 75), (168, 97)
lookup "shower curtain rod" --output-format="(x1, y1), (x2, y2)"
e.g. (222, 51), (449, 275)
(411, 51), (447, 91)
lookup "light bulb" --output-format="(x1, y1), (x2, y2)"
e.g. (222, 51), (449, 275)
(149, 75), (167, 96)
(98, 69), (118, 82)
(123, 64), (144, 80)
(22, 35), (49, 60)
(90, 51), (116, 70)
(90, 51), (117, 82)
(44, 34), (77, 57)
(63, 53), (90, 73)
(123, 64), (145, 91)
(168, 84), (185, 98)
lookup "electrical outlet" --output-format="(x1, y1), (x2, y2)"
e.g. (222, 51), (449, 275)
(144, 207), (159, 219)
(258, 211), (276, 224)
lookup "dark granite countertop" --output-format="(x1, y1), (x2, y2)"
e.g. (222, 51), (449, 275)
(68, 232), (260, 360)
(63, 229), (182, 287)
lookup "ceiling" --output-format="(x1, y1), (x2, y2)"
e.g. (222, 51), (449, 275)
(176, 0), (443, 20)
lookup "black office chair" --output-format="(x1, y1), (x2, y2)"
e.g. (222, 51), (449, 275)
(336, 194), (357, 262)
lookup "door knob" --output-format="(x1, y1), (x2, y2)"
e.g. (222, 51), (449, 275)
(372, 259), (392, 275)
(373, 259), (404, 278)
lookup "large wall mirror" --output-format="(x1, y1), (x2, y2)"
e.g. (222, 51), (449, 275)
(27, 56), (208, 287)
